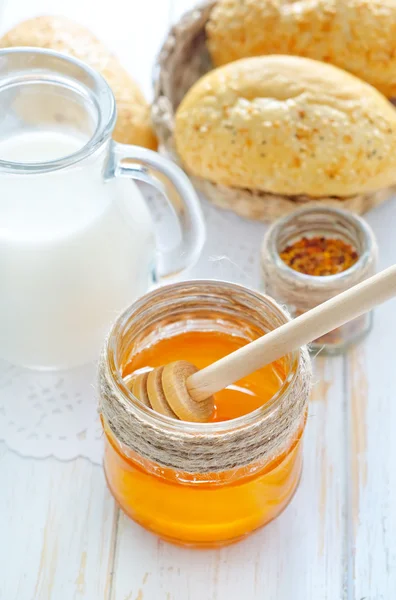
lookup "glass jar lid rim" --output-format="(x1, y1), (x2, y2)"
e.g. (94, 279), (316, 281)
(105, 279), (302, 435)
(263, 206), (376, 285)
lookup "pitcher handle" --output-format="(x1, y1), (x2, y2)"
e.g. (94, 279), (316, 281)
(104, 141), (205, 278)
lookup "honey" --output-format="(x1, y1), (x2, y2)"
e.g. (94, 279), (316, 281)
(100, 281), (311, 547)
(123, 331), (285, 422)
(104, 421), (303, 546)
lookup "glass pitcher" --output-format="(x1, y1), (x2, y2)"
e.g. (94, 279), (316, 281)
(0, 48), (205, 370)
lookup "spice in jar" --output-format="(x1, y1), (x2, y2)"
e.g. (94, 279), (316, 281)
(261, 207), (377, 354)
(280, 236), (359, 276)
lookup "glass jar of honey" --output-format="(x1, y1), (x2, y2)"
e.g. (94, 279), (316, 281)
(261, 207), (378, 354)
(99, 281), (311, 547)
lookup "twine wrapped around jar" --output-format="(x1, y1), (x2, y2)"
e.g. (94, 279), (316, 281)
(99, 348), (310, 473)
(98, 281), (312, 474)
(262, 254), (376, 314)
(261, 207), (378, 315)
(152, 0), (394, 222)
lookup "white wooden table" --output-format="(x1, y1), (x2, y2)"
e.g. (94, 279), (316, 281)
(1, 1), (396, 598)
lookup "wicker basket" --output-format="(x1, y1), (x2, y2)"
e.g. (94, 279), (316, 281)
(152, 0), (394, 222)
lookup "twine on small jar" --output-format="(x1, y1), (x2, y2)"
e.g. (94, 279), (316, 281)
(261, 208), (378, 314)
(98, 345), (311, 474)
(261, 255), (376, 314)
(262, 249), (377, 314)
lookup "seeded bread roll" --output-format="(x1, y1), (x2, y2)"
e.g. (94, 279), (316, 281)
(207, 0), (396, 99)
(0, 16), (157, 149)
(175, 55), (396, 198)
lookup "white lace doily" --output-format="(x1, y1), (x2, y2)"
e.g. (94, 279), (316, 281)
(0, 188), (266, 464)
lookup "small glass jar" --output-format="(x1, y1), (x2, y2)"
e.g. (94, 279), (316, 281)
(261, 207), (378, 354)
(99, 281), (311, 548)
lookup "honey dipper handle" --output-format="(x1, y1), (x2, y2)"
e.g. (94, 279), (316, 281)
(187, 265), (396, 402)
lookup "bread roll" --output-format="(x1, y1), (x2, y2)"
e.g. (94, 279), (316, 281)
(207, 0), (396, 99)
(0, 16), (157, 149)
(175, 55), (396, 198)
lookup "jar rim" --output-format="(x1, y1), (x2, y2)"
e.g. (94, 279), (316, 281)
(0, 47), (116, 174)
(262, 206), (376, 286)
(104, 279), (302, 435)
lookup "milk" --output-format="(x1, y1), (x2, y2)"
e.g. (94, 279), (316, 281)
(0, 130), (155, 368)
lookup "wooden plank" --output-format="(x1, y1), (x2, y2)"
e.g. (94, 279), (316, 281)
(346, 198), (396, 599)
(111, 357), (346, 600)
(0, 443), (116, 600)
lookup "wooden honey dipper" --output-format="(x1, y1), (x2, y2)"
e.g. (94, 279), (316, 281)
(130, 266), (396, 422)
